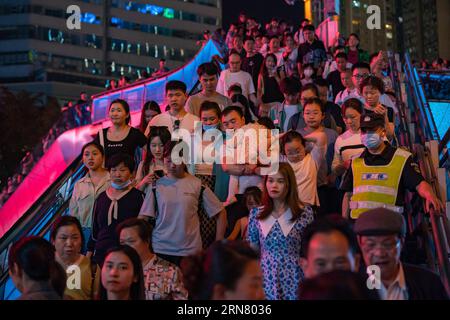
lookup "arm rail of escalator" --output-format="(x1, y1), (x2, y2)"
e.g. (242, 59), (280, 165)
(387, 52), (413, 151)
(419, 143), (450, 296)
(404, 54), (441, 142)
(428, 206), (450, 296)
(0, 156), (86, 298)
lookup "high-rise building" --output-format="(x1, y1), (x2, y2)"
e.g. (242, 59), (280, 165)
(304, 0), (396, 54)
(339, 0), (396, 54)
(0, 0), (222, 100)
(397, 0), (450, 62)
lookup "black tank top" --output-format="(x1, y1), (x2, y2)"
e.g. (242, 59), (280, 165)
(262, 75), (284, 103)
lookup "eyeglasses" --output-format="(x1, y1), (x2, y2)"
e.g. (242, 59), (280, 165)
(353, 74), (369, 80)
(361, 240), (401, 252)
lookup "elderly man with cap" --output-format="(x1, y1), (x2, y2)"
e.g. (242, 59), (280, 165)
(341, 112), (443, 219)
(355, 208), (448, 300)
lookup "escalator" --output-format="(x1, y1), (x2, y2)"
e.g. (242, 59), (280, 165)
(389, 52), (450, 294)
(0, 40), (225, 300)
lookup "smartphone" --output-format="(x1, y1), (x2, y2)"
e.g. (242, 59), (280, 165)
(154, 170), (164, 178)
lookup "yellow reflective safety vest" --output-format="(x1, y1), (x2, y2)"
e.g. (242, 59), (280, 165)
(350, 148), (411, 219)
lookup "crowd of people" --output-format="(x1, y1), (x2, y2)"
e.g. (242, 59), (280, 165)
(106, 59), (171, 90)
(416, 58), (450, 71)
(4, 12), (449, 301)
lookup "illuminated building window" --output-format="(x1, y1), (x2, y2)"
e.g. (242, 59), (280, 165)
(386, 32), (393, 39)
(352, 1), (360, 8)
(386, 24), (393, 30)
(352, 19), (360, 25)
(81, 12), (101, 25)
(163, 8), (175, 19)
(148, 5), (164, 15)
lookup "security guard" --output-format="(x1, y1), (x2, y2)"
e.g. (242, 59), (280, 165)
(341, 113), (443, 219)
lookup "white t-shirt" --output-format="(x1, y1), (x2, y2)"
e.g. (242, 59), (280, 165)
(225, 123), (266, 203)
(287, 154), (319, 206)
(146, 112), (200, 135)
(335, 88), (363, 106)
(216, 70), (256, 99)
(283, 104), (300, 132)
(139, 174), (223, 256)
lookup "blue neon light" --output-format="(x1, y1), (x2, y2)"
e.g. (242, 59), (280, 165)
(81, 12), (100, 25)
(148, 5), (164, 15)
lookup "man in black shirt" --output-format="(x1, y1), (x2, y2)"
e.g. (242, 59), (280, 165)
(314, 78), (346, 134)
(341, 113), (443, 219)
(241, 37), (264, 93)
(326, 52), (348, 99)
(297, 24), (327, 77)
(226, 35), (246, 62)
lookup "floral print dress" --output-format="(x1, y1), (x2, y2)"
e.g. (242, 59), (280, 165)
(247, 206), (314, 300)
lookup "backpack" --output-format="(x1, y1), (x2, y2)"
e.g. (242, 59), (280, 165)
(151, 184), (214, 249)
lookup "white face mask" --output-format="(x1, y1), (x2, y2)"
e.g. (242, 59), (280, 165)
(304, 69), (314, 78)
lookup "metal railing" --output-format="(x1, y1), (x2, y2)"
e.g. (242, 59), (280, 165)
(0, 156), (85, 300)
(404, 55), (441, 142)
(399, 54), (450, 295)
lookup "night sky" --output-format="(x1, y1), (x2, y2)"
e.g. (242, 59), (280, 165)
(222, 0), (305, 29)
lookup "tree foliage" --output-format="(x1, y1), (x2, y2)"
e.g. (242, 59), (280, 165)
(0, 87), (60, 188)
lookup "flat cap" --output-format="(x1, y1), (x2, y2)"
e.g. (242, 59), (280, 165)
(360, 113), (385, 130)
(354, 208), (406, 237)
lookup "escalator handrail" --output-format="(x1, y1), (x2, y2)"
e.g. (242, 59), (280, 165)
(393, 55), (450, 292)
(404, 54), (441, 141)
(387, 51), (413, 151)
(413, 141), (450, 295)
(0, 156), (84, 252)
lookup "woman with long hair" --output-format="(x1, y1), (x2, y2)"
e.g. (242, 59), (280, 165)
(95, 99), (147, 164)
(247, 163), (314, 300)
(230, 94), (258, 123)
(139, 100), (161, 135)
(99, 245), (145, 300)
(135, 126), (171, 192)
(257, 53), (285, 117)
